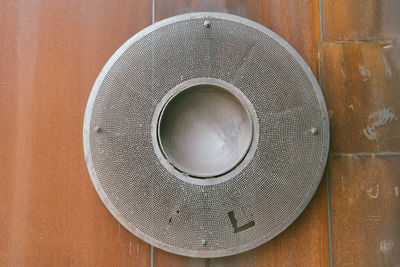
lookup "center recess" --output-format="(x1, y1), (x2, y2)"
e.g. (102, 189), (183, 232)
(157, 82), (253, 178)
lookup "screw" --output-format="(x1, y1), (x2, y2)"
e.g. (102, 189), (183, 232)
(311, 127), (318, 135)
(94, 126), (101, 133)
(203, 20), (211, 28)
(201, 239), (206, 245)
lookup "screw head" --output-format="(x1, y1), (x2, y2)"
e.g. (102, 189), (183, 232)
(311, 127), (318, 135)
(201, 239), (206, 245)
(203, 20), (211, 28)
(94, 126), (101, 133)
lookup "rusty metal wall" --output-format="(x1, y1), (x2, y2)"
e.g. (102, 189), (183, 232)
(0, 0), (398, 266)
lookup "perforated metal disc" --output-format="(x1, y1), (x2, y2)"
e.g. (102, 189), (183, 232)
(83, 12), (329, 258)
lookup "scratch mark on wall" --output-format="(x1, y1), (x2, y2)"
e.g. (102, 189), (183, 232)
(380, 239), (394, 252)
(380, 53), (392, 79)
(348, 104), (354, 111)
(364, 126), (377, 140)
(366, 215), (381, 230)
(395, 186), (399, 197)
(366, 184), (379, 199)
(363, 108), (396, 140)
(383, 43), (394, 49)
(340, 67), (345, 78)
(129, 240), (132, 255)
(358, 65), (371, 81)
(367, 215), (381, 221)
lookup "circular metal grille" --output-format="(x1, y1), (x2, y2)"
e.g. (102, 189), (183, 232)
(83, 12), (329, 258)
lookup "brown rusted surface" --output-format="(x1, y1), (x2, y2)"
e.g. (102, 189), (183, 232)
(320, 41), (400, 153)
(328, 156), (400, 266)
(0, 0), (152, 266)
(153, 0), (330, 266)
(321, 0), (400, 41)
(321, 1), (400, 266)
(153, 250), (210, 267)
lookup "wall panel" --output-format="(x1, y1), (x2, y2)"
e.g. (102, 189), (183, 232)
(321, 1), (400, 266)
(0, 1), (152, 266)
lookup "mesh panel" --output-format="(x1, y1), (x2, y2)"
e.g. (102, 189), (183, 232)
(85, 14), (328, 257)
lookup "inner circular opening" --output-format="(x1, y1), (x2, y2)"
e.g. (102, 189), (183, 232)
(158, 83), (253, 178)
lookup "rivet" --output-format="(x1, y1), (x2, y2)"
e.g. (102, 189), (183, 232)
(203, 20), (211, 28)
(94, 126), (101, 133)
(201, 239), (206, 245)
(311, 127), (318, 135)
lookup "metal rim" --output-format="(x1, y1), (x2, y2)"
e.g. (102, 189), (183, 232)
(83, 12), (329, 258)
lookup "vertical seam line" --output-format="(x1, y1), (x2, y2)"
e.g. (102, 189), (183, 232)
(151, 245), (154, 267)
(152, 0), (155, 24)
(326, 168), (333, 267)
(318, 0), (332, 266)
(319, 0), (324, 41)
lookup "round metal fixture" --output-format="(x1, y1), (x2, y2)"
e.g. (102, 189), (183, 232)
(83, 12), (329, 258)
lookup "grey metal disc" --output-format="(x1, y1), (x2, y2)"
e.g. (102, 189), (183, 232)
(83, 12), (329, 258)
